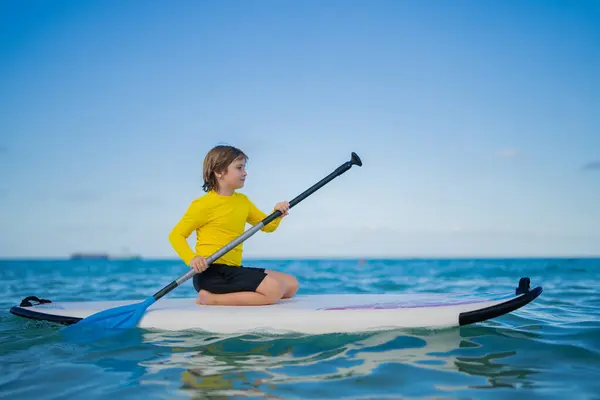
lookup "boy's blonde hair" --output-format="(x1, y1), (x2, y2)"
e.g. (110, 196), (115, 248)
(202, 145), (248, 192)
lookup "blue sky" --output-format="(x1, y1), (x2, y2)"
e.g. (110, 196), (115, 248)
(1, 0), (599, 258)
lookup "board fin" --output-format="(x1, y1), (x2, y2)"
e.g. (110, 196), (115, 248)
(516, 277), (530, 295)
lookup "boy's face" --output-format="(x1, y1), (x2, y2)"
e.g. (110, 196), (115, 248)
(220, 157), (247, 189)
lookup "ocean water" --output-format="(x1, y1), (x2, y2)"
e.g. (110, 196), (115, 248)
(1, 258), (599, 399)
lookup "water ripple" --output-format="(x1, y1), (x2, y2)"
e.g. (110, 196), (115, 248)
(1, 258), (600, 399)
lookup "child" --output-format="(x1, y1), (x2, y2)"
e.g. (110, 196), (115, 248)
(168, 145), (299, 306)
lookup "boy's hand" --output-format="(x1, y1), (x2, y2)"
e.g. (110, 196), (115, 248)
(190, 256), (209, 273)
(274, 201), (290, 217)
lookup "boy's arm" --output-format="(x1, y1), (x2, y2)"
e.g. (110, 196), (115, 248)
(168, 200), (208, 265)
(246, 198), (283, 232)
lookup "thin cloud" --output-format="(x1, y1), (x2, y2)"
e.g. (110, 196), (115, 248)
(497, 148), (520, 159)
(62, 191), (100, 203)
(582, 161), (600, 171)
(56, 222), (130, 233)
(450, 225), (464, 234)
(29, 190), (100, 203)
(123, 196), (164, 208)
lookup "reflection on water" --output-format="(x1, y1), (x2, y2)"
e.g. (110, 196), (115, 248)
(3, 258), (599, 399)
(118, 325), (552, 399)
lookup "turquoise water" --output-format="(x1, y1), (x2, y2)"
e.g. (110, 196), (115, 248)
(1, 258), (599, 399)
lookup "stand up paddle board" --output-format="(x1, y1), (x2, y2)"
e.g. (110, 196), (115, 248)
(10, 277), (541, 334)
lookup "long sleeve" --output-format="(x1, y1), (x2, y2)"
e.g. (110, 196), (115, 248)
(246, 197), (282, 233)
(168, 199), (209, 265)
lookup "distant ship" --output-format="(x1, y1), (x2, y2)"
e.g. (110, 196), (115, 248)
(109, 247), (142, 260)
(70, 248), (141, 260)
(70, 253), (109, 260)
(110, 253), (142, 260)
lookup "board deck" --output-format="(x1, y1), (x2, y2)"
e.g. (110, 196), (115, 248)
(10, 277), (542, 334)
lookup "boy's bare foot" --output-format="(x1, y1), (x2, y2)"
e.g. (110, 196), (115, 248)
(195, 290), (212, 305)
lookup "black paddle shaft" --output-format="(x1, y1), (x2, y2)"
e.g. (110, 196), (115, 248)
(152, 152), (362, 301)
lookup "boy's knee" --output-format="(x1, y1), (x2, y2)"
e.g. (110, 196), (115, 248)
(287, 276), (299, 296)
(257, 276), (284, 304)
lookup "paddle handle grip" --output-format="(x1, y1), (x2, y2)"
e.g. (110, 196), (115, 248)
(152, 152), (362, 301)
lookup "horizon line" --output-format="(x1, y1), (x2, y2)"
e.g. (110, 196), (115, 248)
(1, 255), (599, 261)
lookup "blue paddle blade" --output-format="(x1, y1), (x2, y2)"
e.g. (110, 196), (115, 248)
(61, 297), (156, 338)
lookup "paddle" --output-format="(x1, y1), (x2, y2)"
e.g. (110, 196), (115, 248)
(62, 152), (362, 334)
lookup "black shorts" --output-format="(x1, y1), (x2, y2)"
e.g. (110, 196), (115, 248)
(192, 263), (267, 294)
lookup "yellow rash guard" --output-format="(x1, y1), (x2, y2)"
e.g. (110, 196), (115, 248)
(168, 190), (283, 266)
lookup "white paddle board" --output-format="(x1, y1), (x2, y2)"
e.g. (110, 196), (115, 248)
(10, 277), (541, 334)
